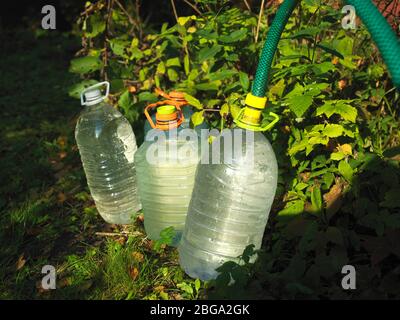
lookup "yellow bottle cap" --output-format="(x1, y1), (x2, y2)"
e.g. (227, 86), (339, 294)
(157, 105), (176, 115)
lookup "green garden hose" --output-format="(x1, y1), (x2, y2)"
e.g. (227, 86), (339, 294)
(251, 0), (299, 98)
(251, 0), (400, 99)
(345, 0), (400, 89)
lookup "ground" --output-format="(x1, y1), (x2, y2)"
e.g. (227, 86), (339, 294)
(0, 29), (199, 300)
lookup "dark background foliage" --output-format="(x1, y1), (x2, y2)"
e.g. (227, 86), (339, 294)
(0, 0), (399, 300)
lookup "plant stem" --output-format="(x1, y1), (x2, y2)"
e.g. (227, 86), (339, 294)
(255, 0), (265, 43)
(170, 0), (179, 22)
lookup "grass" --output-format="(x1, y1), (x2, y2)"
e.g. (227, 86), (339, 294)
(0, 28), (202, 300)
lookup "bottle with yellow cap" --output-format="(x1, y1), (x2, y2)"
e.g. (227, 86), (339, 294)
(178, 93), (279, 280)
(134, 103), (200, 246)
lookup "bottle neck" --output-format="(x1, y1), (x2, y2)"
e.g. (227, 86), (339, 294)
(83, 101), (105, 111)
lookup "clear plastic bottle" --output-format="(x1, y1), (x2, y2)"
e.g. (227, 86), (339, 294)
(135, 105), (199, 245)
(178, 128), (278, 280)
(75, 82), (141, 224)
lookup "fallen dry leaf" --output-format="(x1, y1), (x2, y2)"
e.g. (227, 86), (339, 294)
(57, 136), (67, 148)
(129, 267), (139, 281)
(154, 285), (165, 292)
(58, 151), (67, 159)
(57, 192), (67, 203)
(338, 79), (347, 90)
(132, 251), (144, 263)
(116, 236), (127, 245)
(299, 172), (311, 183)
(323, 180), (345, 220)
(16, 254), (26, 270)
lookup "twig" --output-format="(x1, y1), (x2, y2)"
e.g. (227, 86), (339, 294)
(183, 0), (204, 17)
(170, 0), (179, 22)
(114, 0), (140, 33)
(243, 0), (252, 12)
(101, 0), (114, 81)
(255, 0), (265, 43)
(135, 0), (143, 40)
(95, 231), (143, 237)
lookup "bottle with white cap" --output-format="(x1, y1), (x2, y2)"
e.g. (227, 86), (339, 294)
(75, 82), (141, 224)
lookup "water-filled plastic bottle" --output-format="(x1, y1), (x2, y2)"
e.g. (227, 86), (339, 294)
(143, 90), (208, 135)
(135, 104), (199, 245)
(178, 128), (278, 280)
(75, 82), (141, 224)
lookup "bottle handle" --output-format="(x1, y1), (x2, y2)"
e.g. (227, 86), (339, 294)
(144, 101), (184, 130)
(235, 109), (280, 132)
(80, 81), (110, 106)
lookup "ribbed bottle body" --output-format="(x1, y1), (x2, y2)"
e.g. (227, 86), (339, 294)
(135, 130), (199, 245)
(75, 102), (141, 224)
(179, 129), (278, 280)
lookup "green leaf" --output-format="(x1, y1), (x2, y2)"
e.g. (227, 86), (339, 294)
(278, 200), (305, 217)
(323, 172), (335, 189)
(241, 244), (255, 264)
(338, 160), (353, 182)
(284, 83), (326, 118)
(219, 29), (247, 43)
(177, 15), (195, 26)
(330, 152), (345, 161)
(316, 43), (344, 59)
(183, 93), (203, 110)
(109, 38), (129, 57)
(380, 189), (400, 208)
(138, 92), (158, 103)
(311, 186), (322, 213)
(118, 90), (132, 112)
(288, 95), (313, 118)
(68, 80), (98, 99)
(323, 124), (344, 138)
(85, 13), (106, 38)
(325, 227), (344, 246)
(156, 61), (166, 74)
(316, 101), (357, 123)
(69, 56), (103, 74)
(177, 282), (193, 295)
(198, 45), (222, 61)
(208, 70), (236, 81)
(166, 57), (181, 67)
(195, 82), (219, 91)
(184, 54), (190, 75)
(194, 279), (201, 292)
(220, 103), (229, 116)
(191, 111), (204, 127)
(239, 72), (250, 91)
(167, 68), (179, 82)
(159, 291), (169, 300)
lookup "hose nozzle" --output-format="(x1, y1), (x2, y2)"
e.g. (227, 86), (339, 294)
(234, 93), (279, 132)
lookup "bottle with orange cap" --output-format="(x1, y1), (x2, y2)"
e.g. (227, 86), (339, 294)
(143, 89), (208, 135)
(134, 102), (200, 246)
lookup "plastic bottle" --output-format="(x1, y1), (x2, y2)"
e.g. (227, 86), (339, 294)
(135, 104), (199, 246)
(75, 82), (141, 224)
(143, 90), (208, 135)
(178, 128), (278, 280)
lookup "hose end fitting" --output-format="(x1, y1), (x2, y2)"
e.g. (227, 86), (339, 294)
(234, 93), (279, 132)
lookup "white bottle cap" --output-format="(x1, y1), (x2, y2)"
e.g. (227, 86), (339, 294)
(80, 82), (110, 106)
(83, 89), (103, 106)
